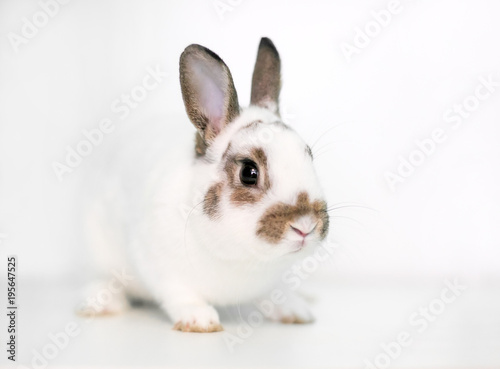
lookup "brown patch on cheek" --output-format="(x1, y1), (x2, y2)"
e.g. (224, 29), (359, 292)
(313, 200), (329, 239)
(257, 192), (330, 243)
(257, 203), (294, 243)
(203, 182), (223, 219)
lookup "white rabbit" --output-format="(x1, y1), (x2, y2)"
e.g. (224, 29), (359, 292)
(80, 38), (329, 332)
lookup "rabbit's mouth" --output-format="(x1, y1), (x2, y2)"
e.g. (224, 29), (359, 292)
(288, 236), (316, 254)
(290, 242), (306, 254)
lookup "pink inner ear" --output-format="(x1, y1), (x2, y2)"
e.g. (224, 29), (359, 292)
(191, 59), (226, 134)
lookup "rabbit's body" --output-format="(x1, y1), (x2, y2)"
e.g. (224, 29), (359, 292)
(81, 38), (330, 332)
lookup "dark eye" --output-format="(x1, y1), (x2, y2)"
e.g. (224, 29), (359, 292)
(240, 161), (259, 186)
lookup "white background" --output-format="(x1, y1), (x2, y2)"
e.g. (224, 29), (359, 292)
(1, 1), (500, 368)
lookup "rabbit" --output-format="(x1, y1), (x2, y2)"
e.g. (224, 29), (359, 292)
(79, 37), (330, 333)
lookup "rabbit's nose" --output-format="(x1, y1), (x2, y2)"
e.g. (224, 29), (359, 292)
(290, 218), (317, 238)
(290, 225), (311, 237)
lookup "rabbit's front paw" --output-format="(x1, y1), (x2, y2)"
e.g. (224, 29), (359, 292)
(76, 280), (130, 317)
(259, 293), (314, 324)
(172, 304), (223, 333)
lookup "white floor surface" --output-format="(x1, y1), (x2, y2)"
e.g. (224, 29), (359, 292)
(3, 275), (500, 369)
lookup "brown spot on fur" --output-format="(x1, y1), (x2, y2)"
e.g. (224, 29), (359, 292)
(251, 147), (270, 190)
(203, 182), (223, 219)
(230, 188), (261, 204)
(224, 156), (237, 188)
(257, 192), (329, 243)
(222, 142), (232, 160)
(312, 199), (329, 239)
(195, 132), (208, 157)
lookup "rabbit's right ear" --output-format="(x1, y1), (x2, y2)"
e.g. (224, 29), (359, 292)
(250, 37), (281, 115)
(180, 45), (240, 143)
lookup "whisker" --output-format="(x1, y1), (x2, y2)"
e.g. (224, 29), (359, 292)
(312, 150), (332, 160)
(311, 141), (348, 159)
(311, 140), (352, 156)
(327, 204), (378, 213)
(313, 145), (345, 159)
(309, 123), (347, 151)
(329, 215), (366, 228)
(312, 141), (336, 153)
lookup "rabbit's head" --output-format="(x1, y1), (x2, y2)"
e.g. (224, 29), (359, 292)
(180, 38), (329, 262)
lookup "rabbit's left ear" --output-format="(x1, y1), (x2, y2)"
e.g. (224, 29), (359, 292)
(250, 37), (281, 115)
(180, 44), (240, 143)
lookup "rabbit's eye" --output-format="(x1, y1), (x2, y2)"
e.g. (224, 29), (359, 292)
(240, 161), (259, 186)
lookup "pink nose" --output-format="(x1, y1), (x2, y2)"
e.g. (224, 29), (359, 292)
(290, 225), (312, 238)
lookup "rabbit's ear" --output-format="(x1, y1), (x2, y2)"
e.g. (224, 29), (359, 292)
(180, 45), (240, 142)
(250, 37), (281, 115)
